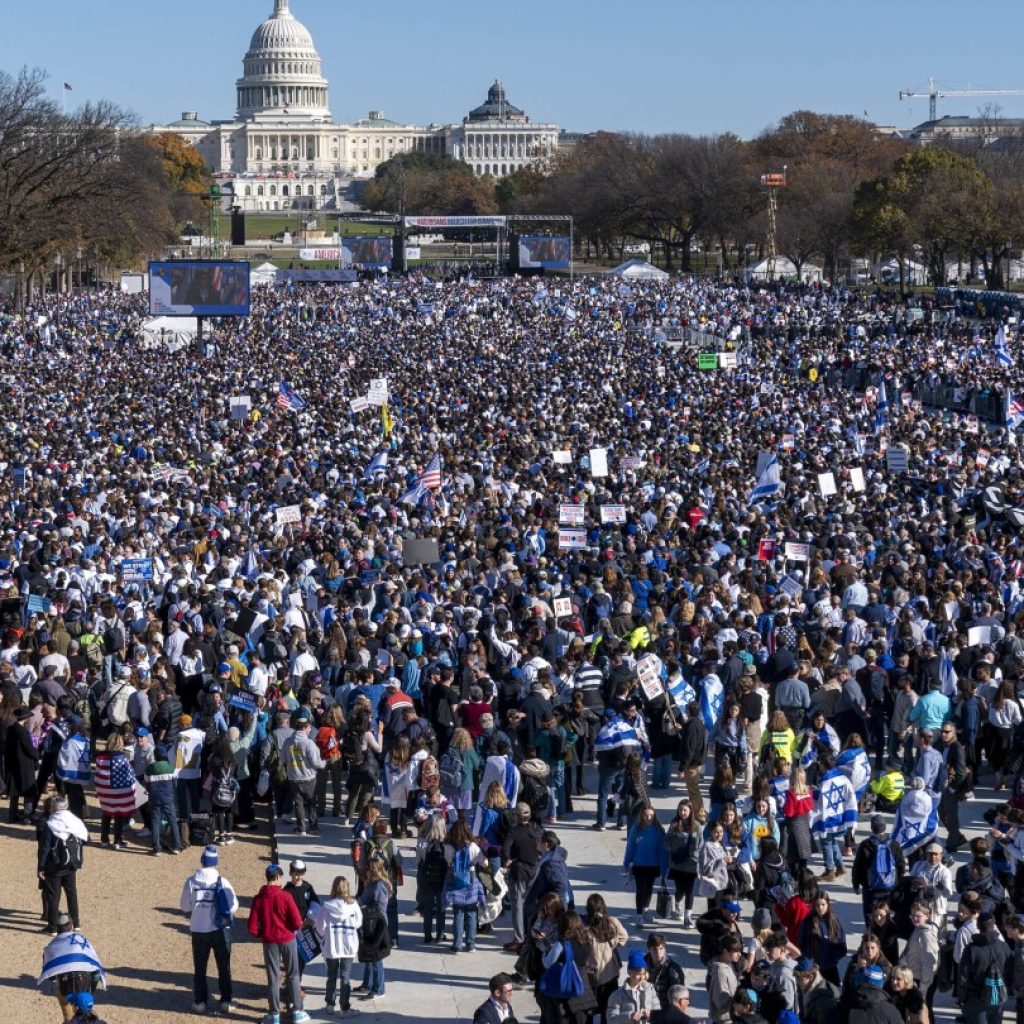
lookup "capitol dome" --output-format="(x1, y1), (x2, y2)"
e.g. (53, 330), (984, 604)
(236, 0), (330, 122)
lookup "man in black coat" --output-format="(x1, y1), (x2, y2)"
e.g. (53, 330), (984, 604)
(677, 702), (707, 823)
(937, 722), (969, 852)
(501, 803), (543, 952)
(6, 706), (41, 823)
(650, 984), (693, 1024)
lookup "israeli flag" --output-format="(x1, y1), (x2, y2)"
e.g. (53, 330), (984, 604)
(699, 673), (724, 734)
(363, 451), (388, 480)
(38, 931), (106, 986)
(812, 769), (858, 836)
(594, 715), (641, 754)
(748, 453), (781, 505)
(241, 547), (260, 581)
(893, 788), (939, 856)
(695, 457), (710, 476)
(875, 380), (889, 433)
(940, 650), (958, 696)
(995, 324), (1013, 367)
(667, 672), (695, 712)
(836, 746), (872, 799)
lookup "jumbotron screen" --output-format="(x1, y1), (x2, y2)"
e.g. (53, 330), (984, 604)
(341, 237), (393, 269)
(518, 235), (571, 270)
(149, 261), (251, 317)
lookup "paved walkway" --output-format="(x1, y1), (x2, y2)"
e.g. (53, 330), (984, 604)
(275, 767), (994, 1022)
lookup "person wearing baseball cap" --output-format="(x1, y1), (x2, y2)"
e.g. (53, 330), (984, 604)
(794, 957), (840, 1022)
(248, 864), (309, 1024)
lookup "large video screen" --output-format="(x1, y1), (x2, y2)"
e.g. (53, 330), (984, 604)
(519, 235), (571, 270)
(149, 261), (251, 317)
(341, 237), (393, 269)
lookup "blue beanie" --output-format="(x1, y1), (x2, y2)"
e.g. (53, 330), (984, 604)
(627, 949), (647, 971)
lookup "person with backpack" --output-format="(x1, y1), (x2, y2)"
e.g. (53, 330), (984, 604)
(416, 812), (450, 944)
(37, 793), (88, 933)
(440, 728), (482, 816)
(206, 733), (239, 846)
(341, 706), (381, 826)
(56, 715), (91, 819)
(853, 815), (907, 929)
(356, 861), (393, 999)
(957, 911), (1010, 1024)
(283, 708), (325, 838)
(363, 817), (404, 944)
(179, 844), (239, 1016)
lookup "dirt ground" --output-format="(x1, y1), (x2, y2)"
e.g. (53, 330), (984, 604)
(0, 805), (276, 1024)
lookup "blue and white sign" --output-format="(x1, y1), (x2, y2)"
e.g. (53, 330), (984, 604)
(121, 558), (154, 583)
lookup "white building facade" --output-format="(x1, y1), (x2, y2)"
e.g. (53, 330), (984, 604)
(153, 0), (560, 211)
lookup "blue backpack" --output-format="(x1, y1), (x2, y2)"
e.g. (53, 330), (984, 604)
(449, 847), (473, 890)
(867, 839), (897, 891)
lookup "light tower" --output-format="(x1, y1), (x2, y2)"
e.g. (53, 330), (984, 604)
(760, 168), (787, 281)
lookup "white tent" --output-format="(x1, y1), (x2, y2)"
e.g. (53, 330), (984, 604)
(748, 257), (823, 283)
(881, 258), (927, 286)
(251, 261), (279, 286)
(139, 316), (198, 352)
(608, 259), (669, 281)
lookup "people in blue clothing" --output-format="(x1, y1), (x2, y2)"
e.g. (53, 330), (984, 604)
(624, 806), (668, 930)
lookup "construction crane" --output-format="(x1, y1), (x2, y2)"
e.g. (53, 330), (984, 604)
(760, 169), (786, 281)
(899, 76), (1024, 121)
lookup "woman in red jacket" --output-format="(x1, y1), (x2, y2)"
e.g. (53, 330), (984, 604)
(248, 863), (308, 1024)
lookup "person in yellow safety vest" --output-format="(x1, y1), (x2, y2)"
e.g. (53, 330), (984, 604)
(869, 769), (906, 813)
(759, 711), (796, 766)
(625, 625), (650, 651)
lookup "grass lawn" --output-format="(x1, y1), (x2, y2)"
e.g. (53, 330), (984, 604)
(240, 214), (397, 240)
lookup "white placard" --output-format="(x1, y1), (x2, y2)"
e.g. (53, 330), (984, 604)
(552, 449), (573, 465)
(621, 456), (642, 472)
(275, 504), (302, 525)
(367, 377), (389, 404)
(886, 449), (909, 474)
(784, 542), (810, 561)
(818, 472), (837, 497)
(589, 448), (609, 478)
(850, 467), (866, 492)
(558, 529), (588, 550)
(718, 351), (738, 370)
(559, 504), (586, 526)
(405, 246), (422, 260)
(600, 504), (627, 524)
(944, 601), (959, 621)
(968, 625), (992, 647)
(779, 575), (803, 599)
(553, 596), (573, 617)
(350, 396), (370, 413)
(229, 394), (251, 421)
(636, 653), (664, 701)
(781, 434), (795, 451)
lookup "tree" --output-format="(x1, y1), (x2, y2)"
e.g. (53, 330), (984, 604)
(362, 152), (497, 215)
(495, 165), (546, 212)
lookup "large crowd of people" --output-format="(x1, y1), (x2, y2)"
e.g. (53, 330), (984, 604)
(5, 270), (1024, 1023)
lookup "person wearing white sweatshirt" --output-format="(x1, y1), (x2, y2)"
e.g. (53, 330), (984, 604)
(312, 875), (364, 1017)
(179, 844), (239, 1016)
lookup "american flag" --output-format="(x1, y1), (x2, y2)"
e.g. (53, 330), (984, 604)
(276, 381), (306, 411)
(94, 751), (137, 816)
(418, 454), (442, 490)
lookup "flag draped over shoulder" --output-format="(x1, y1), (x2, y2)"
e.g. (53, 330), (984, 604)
(1007, 393), (1024, 432)
(38, 931), (105, 986)
(594, 715), (640, 754)
(836, 745), (872, 799)
(812, 769), (857, 836)
(94, 752), (136, 816)
(892, 789), (939, 856)
(699, 673), (723, 733)
(995, 324), (1013, 367)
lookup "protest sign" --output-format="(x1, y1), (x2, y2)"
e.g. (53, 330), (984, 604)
(850, 467), (866, 492)
(275, 505), (302, 525)
(600, 504), (627, 524)
(229, 691), (258, 714)
(976, 448), (991, 469)
(552, 449), (572, 465)
(636, 654), (664, 701)
(589, 448), (609, 478)
(621, 456), (642, 472)
(26, 593), (52, 616)
(229, 395), (251, 421)
(779, 575), (803, 599)
(757, 539), (777, 561)
(553, 596), (572, 617)
(818, 472), (837, 497)
(558, 529), (588, 550)
(968, 625), (992, 647)
(404, 538), (440, 565)
(121, 558), (154, 583)
(349, 396), (370, 413)
(367, 377), (389, 404)
(781, 434), (795, 451)
(886, 449), (909, 474)
(360, 568), (379, 586)
(559, 504), (586, 526)
(697, 353), (718, 371)
(784, 542), (810, 561)
(718, 351), (738, 370)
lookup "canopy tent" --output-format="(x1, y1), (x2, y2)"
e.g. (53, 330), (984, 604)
(139, 316), (197, 352)
(250, 261), (279, 286)
(608, 259), (669, 281)
(881, 258), (927, 286)
(748, 257), (823, 283)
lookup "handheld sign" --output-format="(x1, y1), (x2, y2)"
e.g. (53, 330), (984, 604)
(552, 450), (572, 465)
(886, 449), (909, 474)
(229, 395), (252, 421)
(697, 353), (718, 371)
(558, 529), (588, 550)
(636, 653), (664, 701)
(559, 504), (586, 526)
(121, 558), (154, 583)
(553, 596), (572, 617)
(349, 396), (370, 413)
(275, 505), (302, 525)
(589, 448), (609, 478)
(850, 467), (866, 492)
(26, 594), (52, 616)
(818, 472), (837, 497)
(229, 691), (258, 714)
(757, 539), (777, 561)
(621, 456), (642, 472)
(781, 434), (795, 451)
(784, 542), (810, 562)
(779, 575), (804, 599)
(600, 504), (627, 524)
(367, 378), (389, 404)
(718, 351), (738, 370)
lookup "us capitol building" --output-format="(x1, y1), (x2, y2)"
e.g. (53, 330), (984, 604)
(155, 0), (562, 212)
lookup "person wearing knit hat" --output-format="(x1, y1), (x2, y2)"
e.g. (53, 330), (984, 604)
(607, 950), (658, 1023)
(180, 841), (239, 1015)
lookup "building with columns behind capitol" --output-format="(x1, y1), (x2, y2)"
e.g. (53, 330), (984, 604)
(155, 0), (563, 212)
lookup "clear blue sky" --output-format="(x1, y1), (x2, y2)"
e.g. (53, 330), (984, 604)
(3, 0), (1023, 137)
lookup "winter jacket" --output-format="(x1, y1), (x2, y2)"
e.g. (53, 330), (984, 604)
(248, 882), (303, 944)
(181, 867), (239, 934)
(312, 897), (363, 959)
(797, 914), (848, 970)
(645, 953), (686, 1009)
(958, 930), (1010, 1003)
(846, 986), (904, 1024)
(664, 827), (701, 875)
(501, 821), (543, 884)
(799, 975), (841, 1024)
(283, 728), (325, 782)
(524, 844), (569, 923)
(38, 810), (89, 875)
(607, 980), (659, 1024)
(145, 757), (177, 806)
(901, 921), (940, 988)
(624, 823), (668, 874)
